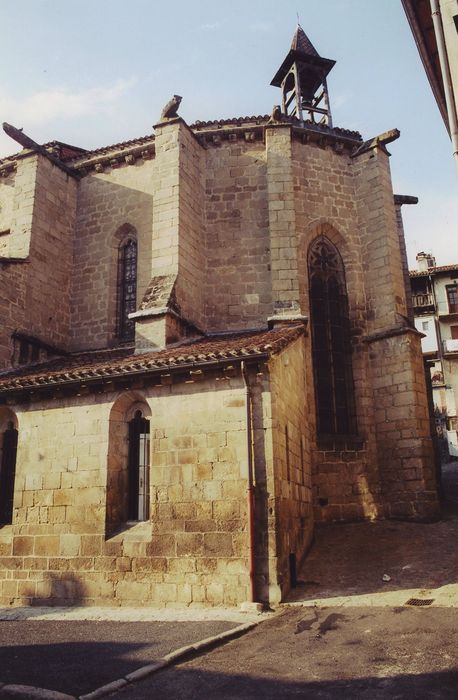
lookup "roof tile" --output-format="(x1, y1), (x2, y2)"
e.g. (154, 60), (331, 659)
(0, 325), (305, 393)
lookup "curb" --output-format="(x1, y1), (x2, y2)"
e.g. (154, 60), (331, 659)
(0, 621), (259, 700)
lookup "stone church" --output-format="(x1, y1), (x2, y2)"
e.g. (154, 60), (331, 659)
(0, 27), (439, 608)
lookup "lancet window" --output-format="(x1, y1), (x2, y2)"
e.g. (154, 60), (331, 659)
(308, 236), (357, 436)
(117, 237), (137, 342)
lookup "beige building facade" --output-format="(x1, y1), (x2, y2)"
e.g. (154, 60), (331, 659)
(0, 27), (439, 608)
(411, 252), (458, 457)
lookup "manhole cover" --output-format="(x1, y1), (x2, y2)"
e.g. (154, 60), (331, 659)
(405, 598), (434, 606)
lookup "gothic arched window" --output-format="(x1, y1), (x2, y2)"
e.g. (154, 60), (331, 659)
(308, 236), (357, 436)
(117, 237), (137, 342)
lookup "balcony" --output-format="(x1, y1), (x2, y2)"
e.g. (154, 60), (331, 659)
(412, 293), (434, 309)
(443, 339), (458, 353)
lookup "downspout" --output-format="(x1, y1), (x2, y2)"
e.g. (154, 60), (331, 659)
(241, 360), (256, 603)
(430, 0), (458, 169)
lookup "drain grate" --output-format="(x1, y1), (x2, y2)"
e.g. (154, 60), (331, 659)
(405, 598), (434, 607)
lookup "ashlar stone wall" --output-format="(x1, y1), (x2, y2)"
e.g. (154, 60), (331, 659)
(265, 333), (314, 602)
(0, 375), (256, 607)
(0, 155), (77, 367)
(204, 137), (271, 330)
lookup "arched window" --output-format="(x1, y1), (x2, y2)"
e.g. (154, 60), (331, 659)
(117, 237), (137, 342)
(128, 410), (150, 521)
(106, 395), (151, 535)
(308, 236), (356, 436)
(0, 414), (18, 525)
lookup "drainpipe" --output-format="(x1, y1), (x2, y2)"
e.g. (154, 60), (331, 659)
(430, 0), (458, 169)
(241, 360), (256, 603)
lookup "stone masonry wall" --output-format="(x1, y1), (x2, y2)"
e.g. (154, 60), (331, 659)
(0, 155), (77, 367)
(204, 137), (271, 330)
(71, 159), (155, 351)
(0, 376), (255, 607)
(353, 148), (439, 519)
(290, 138), (382, 522)
(266, 335), (314, 602)
(368, 331), (439, 519)
(173, 123), (205, 330)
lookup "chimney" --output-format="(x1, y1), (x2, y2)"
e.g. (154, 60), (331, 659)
(416, 251), (436, 271)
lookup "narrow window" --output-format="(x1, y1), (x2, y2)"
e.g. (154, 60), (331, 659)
(18, 340), (29, 365)
(300, 435), (305, 486)
(446, 285), (458, 313)
(117, 238), (137, 342)
(308, 236), (356, 436)
(0, 422), (18, 525)
(285, 425), (290, 481)
(127, 410), (150, 521)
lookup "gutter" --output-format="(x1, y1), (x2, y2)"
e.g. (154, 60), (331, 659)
(430, 0), (458, 169)
(241, 360), (257, 604)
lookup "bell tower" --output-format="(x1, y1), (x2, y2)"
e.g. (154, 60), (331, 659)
(271, 25), (335, 127)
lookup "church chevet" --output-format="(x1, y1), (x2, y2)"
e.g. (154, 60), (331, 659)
(0, 27), (439, 608)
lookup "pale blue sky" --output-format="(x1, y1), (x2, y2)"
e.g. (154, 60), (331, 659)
(0, 0), (456, 266)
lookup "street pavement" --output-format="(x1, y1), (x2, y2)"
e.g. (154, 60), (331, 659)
(111, 605), (458, 700)
(0, 618), (243, 697)
(1, 461), (458, 699)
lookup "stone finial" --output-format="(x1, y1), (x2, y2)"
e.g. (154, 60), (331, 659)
(160, 95), (183, 120)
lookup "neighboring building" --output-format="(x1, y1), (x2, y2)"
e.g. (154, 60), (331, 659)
(0, 27), (439, 609)
(410, 252), (458, 457)
(402, 0), (458, 166)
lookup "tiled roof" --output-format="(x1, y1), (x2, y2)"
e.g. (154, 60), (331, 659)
(291, 25), (319, 57)
(69, 134), (154, 163)
(191, 115), (271, 129)
(0, 325), (304, 393)
(1, 116), (362, 170)
(409, 264), (458, 277)
(191, 115), (362, 142)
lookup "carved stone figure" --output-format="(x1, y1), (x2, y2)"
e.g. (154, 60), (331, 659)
(160, 95), (182, 120)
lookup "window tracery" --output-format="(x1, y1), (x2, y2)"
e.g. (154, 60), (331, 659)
(308, 236), (357, 436)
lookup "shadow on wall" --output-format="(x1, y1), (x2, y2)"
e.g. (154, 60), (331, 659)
(19, 572), (86, 607)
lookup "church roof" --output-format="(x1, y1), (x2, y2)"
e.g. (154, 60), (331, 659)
(0, 324), (305, 396)
(290, 25), (319, 56)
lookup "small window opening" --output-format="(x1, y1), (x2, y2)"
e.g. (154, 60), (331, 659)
(127, 410), (150, 521)
(285, 425), (290, 481)
(289, 552), (297, 588)
(300, 435), (305, 486)
(18, 340), (29, 365)
(0, 421), (18, 525)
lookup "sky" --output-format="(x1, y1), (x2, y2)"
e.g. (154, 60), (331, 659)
(0, 0), (456, 268)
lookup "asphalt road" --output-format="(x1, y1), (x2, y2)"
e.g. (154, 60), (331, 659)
(112, 606), (458, 700)
(0, 619), (238, 696)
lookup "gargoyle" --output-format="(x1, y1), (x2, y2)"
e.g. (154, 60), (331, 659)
(268, 105), (283, 124)
(160, 95), (182, 120)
